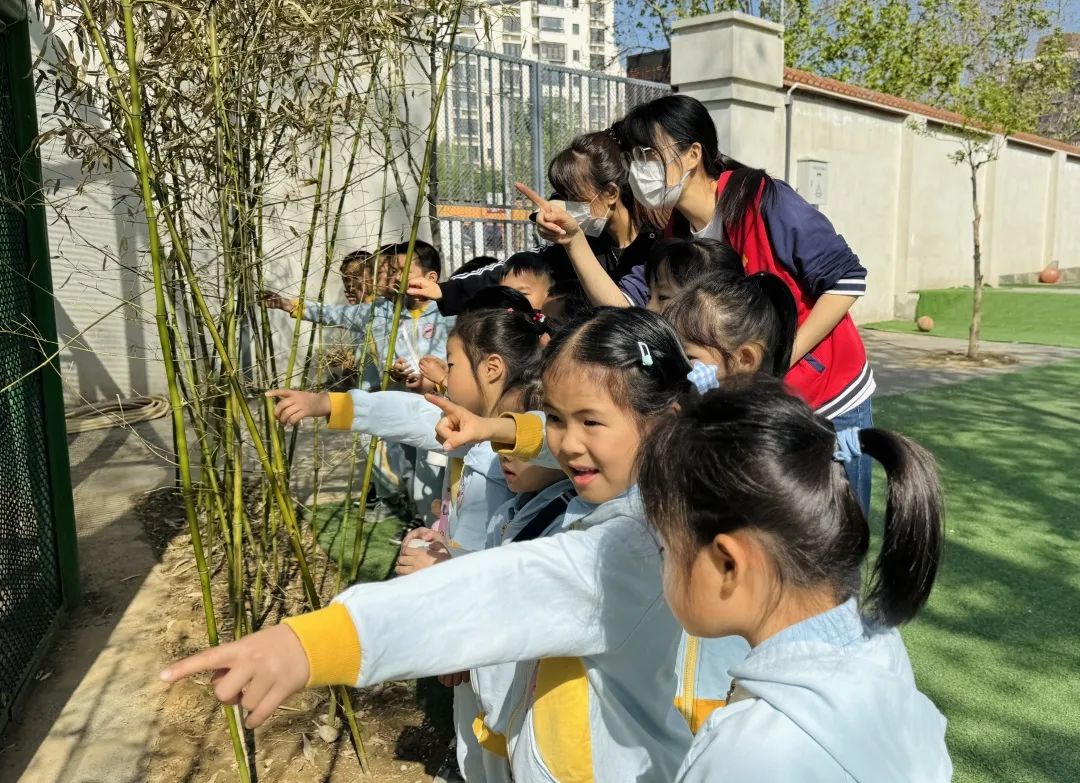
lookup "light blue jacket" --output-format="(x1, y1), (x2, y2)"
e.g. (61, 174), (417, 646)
(677, 599), (952, 783)
(340, 389), (511, 551)
(329, 487), (692, 782)
(305, 298), (454, 390)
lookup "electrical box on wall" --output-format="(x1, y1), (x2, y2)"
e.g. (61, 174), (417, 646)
(796, 159), (829, 207)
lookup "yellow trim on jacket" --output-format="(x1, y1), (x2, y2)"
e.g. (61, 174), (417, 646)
(531, 656), (594, 782)
(494, 412), (544, 462)
(281, 603), (361, 687)
(327, 392), (354, 430)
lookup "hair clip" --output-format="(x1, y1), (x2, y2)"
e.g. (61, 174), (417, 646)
(637, 341), (654, 367)
(532, 312), (546, 323)
(833, 427), (862, 464)
(686, 362), (720, 394)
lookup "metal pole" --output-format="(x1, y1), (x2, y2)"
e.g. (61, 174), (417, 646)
(531, 60), (545, 194)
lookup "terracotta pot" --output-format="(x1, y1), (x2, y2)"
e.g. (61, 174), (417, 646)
(1039, 263), (1061, 284)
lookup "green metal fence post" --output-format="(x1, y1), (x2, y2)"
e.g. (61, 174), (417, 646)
(3, 13), (81, 608)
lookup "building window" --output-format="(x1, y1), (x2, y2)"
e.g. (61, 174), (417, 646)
(573, 23), (580, 34)
(573, 49), (580, 62)
(590, 28), (605, 43)
(540, 43), (566, 62)
(504, 14), (521, 32)
(460, 8), (475, 25)
(590, 54), (605, 70)
(572, 0), (580, 7)
(590, 1), (604, 19)
(503, 43), (522, 57)
(540, 68), (564, 88)
(539, 0), (565, 5)
(539, 16), (564, 32)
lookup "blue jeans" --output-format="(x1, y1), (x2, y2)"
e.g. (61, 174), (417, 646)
(832, 397), (873, 515)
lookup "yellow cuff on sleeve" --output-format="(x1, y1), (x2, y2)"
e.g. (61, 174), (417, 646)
(327, 393), (354, 430)
(289, 299), (302, 318)
(495, 412), (544, 461)
(282, 603), (361, 687)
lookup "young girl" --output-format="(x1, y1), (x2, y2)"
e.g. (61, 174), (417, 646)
(164, 308), (697, 782)
(617, 94), (876, 512)
(411, 131), (665, 313)
(638, 380), (950, 782)
(644, 237), (742, 313)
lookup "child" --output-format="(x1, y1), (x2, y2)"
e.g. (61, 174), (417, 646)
(644, 237), (742, 313)
(164, 308), (698, 782)
(399, 381), (574, 783)
(499, 252), (554, 311)
(637, 380), (950, 782)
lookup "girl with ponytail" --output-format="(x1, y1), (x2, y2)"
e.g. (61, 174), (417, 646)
(638, 379), (950, 783)
(616, 94), (877, 512)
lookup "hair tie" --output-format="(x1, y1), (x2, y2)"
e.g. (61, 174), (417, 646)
(532, 311), (546, 323)
(686, 362), (720, 395)
(833, 427), (862, 464)
(637, 341), (653, 367)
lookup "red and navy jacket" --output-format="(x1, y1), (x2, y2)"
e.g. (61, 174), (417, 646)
(680, 172), (875, 418)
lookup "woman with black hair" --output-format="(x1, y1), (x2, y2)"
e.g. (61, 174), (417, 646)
(615, 94), (876, 512)
(412, 130), (665, 314)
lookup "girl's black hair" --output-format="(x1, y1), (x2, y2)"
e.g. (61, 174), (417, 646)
(548, 130), (638, 227)
(614, 94), (772, 232)
(638, 378), (943, 628)
(459, 285), (542, 322)
(339, 249), (373, 273)
(451, 303), (547, 398)
(665, 271), (797, 377)
(542, 307), (692, 422)
(644, 237), (743, 289)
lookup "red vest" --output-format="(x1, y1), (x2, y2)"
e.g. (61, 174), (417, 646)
(718, 173), (869, 413)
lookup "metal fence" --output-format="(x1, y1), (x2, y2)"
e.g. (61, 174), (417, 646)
(434, 45), (671, 269)
(0, 12), (79, 732)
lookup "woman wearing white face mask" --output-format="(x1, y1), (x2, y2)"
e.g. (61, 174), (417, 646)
(615, 94), (877, 515)
(512, 130), (673, 309)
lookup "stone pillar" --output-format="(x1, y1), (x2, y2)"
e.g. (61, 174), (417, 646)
(670, 12), (786, 176)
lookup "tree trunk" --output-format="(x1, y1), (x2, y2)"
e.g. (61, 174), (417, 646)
(968, 160), (983, 360)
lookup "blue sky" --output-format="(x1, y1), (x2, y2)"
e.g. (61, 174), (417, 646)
(613, 0), (1080, 59)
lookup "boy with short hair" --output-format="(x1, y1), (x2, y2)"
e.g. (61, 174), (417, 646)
(499, 252), (554, 311)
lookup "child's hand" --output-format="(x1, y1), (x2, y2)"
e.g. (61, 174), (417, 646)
(265, 389), (331, 425)
(437, 671), (470, 688)
(262, 290), (298, 313)
(407, 277), (442, 301)
(425, 394), (517, 451)
(160, 624), (309, 729)
(395, 534), (451, 574)
(389, 357), (417, 383)
(419, 355), (449, 389)
(405, 373), (437, 394)
(400, 526), (449, 552)
(516, 183), (582, 247)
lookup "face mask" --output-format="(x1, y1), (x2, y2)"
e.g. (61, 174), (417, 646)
(629, 160), (690, 210)
(564, 197), (609, 237)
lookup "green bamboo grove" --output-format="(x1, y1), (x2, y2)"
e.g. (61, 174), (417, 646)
(41, 0), (473, 777)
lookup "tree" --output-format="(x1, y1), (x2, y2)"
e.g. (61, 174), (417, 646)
(918, 5), (1071, 358)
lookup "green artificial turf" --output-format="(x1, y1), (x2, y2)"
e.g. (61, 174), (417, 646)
(867, 287), (1080, 348)
(307, 498), (404, 584)
(872, 359), (1080, 782)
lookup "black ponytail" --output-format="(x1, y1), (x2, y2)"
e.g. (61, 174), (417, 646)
(859, 429), (944, 626)
(663, 271), (797, 378)
(614, 94), (772, 231)
(638, 378), (944, 628)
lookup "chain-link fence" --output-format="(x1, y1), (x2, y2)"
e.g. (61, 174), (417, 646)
(0, 15), (79, 732)
(435, 46), (671, 269)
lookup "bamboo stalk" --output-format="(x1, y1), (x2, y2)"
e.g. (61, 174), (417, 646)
(114, 2), (252, 779)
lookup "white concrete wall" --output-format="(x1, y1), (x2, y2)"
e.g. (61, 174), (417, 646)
(673, 12), (1080, 323)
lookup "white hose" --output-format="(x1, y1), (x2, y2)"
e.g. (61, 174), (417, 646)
(65, 396), (172, 433)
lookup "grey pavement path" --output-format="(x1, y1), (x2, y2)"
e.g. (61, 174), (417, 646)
(864, 330), (1080, 397)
